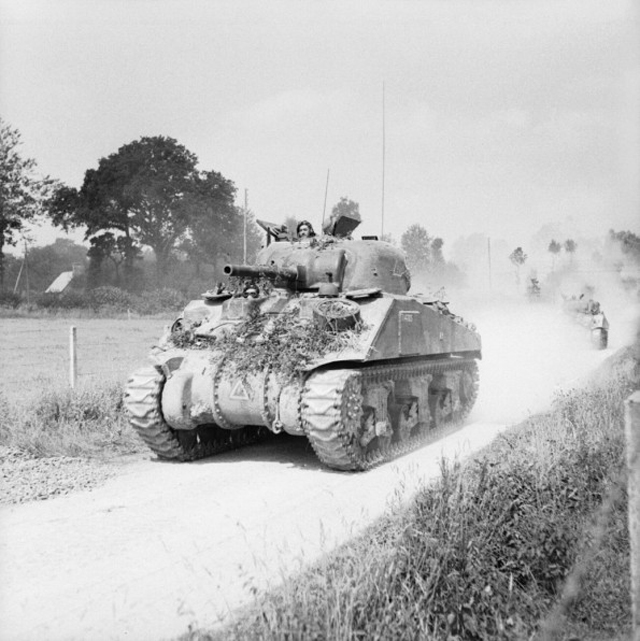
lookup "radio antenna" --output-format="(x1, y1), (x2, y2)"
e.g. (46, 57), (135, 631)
(381, 81), (386, 239)
(321, 168), (330, 229)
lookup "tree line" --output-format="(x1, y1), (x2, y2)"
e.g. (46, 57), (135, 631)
(1, 118), (264, 292)
(1, 116), (461, 295)
(3, 116), (637, 299)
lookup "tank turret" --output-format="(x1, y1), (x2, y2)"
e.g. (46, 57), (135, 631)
(125, 215), (482, 471)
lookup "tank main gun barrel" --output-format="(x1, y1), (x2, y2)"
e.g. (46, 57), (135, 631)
(223, 264), (299, 282)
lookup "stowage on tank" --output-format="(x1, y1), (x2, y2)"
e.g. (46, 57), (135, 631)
(124, 214), (482, 471)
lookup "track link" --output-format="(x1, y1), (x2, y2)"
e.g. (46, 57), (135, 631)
(301, 359), (479, 471)
(124, 366), (265, 462)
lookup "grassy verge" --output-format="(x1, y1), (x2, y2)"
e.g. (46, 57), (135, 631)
(0, 383), (144, 458)
(183, 350), (637, 641)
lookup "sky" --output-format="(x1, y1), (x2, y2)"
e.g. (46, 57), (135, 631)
(1, 0), (639, 255)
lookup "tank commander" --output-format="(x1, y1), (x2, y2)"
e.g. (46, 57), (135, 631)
(296, 220), (316, 239)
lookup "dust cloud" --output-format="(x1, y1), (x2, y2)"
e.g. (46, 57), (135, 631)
(448, 289), (639, 426)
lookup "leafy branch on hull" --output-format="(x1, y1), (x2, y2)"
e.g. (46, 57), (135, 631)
(217, 307), (366, 381)
(168, 322), (217, 350)
(169, 305), (366, 381)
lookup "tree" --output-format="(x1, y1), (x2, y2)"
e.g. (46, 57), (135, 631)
(564, 238), (577, 265)
(608, 229), (640, 264)
(380, 232), (396, 245)
(0, 118), (54, 289)
(182, 171), (260, 273)
(47, 136), (242, 283)
(330, 197), (361, 221)
(48, 167), (139, 277)
(548, 239), (562, 271)
(401, 224), (432, 274)
(508, 246), (528, 286)
(283, 216), (297, 240)
(86, 232), (141, 287)
(431, 237), (445, 266)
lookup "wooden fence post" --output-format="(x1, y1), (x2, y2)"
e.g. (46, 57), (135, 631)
(69, 326), (77, 389)
(626, 390), (640, 640)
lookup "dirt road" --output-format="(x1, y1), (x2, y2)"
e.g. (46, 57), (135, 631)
(1, 422), (510, 641)
(0, 301), (624, 641)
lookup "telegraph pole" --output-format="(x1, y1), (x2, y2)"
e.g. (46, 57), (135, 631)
(13, 259), (24, 295)
(487, 237), (492, 290)
(243, 189), (248, 263)
(24, 240), (30, 304)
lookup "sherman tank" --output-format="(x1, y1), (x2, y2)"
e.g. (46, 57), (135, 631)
(124, 214), (482, 471)
(562, 293), (609, 350)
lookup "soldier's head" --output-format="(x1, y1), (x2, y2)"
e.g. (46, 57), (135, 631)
(297, 220), (315, 239)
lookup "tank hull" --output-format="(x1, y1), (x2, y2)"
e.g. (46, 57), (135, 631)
(143, 293), (480, 435)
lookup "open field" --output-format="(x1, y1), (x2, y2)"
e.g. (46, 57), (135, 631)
(0, 317), (172, 403)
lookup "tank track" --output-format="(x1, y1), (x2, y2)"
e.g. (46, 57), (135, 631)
(301, 358), (479, 471)
(124, 366), (266, 462)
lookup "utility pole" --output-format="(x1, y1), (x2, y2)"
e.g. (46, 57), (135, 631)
(13, 260), (24, 295)
(24, 240), (30, 304)
(243, 188), (248, 263)
(487, 237), (492, 290)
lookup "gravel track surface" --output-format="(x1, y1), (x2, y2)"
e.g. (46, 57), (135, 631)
(0, 446), (119, 505)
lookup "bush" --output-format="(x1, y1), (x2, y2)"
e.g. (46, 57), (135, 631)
(89, 286), (133, 312)
(33, 290), (92, 310)
(132, 288), (188, 314)
(33, 292), (61, 309)
(0, 291), (21, 308)
(21, 285), (189, 316)
(58, 290), (92, 309)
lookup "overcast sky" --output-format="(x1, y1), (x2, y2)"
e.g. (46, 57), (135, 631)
(1, 0), (638, 253)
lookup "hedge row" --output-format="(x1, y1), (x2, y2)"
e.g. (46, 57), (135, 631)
(1, 287), (190, 315)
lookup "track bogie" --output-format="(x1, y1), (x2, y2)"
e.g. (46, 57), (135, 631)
(302, 359), (479, 471)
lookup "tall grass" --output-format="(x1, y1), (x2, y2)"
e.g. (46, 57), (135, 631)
(184, 372), (634, 641)
(0, 383), (144, 457)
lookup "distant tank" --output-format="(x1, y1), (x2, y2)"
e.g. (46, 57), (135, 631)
(562, 293), (609, 349)
(526, 277), (542, 302)
(124, 214), (482, 471)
